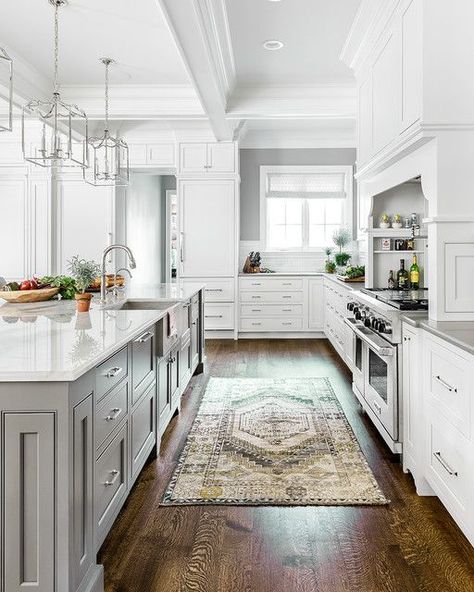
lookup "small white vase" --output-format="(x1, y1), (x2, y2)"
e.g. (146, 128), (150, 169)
(380, 222), (390, 229)
(392, 222), (402, 229)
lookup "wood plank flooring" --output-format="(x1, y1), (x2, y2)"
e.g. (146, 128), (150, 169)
(99, 339), (474, 592)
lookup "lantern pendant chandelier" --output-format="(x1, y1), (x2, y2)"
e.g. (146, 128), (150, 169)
(0, 47), (13, 132)
(22, 0), (88, 168)
(84, 58), (130, 186)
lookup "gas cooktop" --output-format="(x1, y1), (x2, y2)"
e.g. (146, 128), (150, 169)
(361, 288), (429, 311)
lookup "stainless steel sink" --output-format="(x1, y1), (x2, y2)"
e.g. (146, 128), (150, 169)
(103, 299), (177, 311)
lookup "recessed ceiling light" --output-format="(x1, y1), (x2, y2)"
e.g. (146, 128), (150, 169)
(263, 40), (284, 51)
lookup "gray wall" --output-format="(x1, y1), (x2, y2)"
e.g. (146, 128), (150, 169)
(240, 148), (357, 240)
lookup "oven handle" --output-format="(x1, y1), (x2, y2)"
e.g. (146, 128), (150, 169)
(344, 318), (395, 357)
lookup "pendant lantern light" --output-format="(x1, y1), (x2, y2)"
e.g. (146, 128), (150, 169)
(22, 0), (89, 168)
(84, 58), (129, 186)
(0, 47), (13, 132)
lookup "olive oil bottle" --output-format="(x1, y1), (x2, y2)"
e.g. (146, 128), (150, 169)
(410, 255), (420, 290)
(397, 259), (409, 290)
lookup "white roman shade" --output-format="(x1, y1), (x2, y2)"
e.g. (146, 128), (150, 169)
(266, 172), (347, 199)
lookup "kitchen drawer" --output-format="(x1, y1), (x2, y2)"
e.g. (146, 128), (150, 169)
(240, 291), (303, 304)
(96, 346), (128, 402)
(130, 382), (155, 480)
(240, 277), (303, 291)
(95, 422), (128, 542)
(424, 336), (471, 437)
(427, 410), (472, 519)
(204, 303), (235, 330)
(131, 325), (155, 406)
(240, 304), (303, 317)
(240, 317), (303, 332)
(178, 300), (191, 335)
(201, 278), (234, 302)
(95, 382), (128, 450)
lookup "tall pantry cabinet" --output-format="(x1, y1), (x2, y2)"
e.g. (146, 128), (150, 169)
(178, 142), (239, 338)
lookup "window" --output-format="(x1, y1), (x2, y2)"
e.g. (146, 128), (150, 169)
(260, 165), (353, 251)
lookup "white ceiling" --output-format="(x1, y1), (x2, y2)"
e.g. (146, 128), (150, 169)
(225, 0), (361, 87)
(0, 0), (190, 85)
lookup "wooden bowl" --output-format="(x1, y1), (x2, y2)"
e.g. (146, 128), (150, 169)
(0, 287), (60, 303)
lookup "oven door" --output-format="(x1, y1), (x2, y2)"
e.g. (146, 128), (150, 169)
(364, 338), (398, 440)
(344, 318), (365, 397)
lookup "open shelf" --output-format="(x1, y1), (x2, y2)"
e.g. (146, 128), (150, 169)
(374, 250), (424, 254)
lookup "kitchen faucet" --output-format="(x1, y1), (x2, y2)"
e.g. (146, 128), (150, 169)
(100, 244), (136, 303)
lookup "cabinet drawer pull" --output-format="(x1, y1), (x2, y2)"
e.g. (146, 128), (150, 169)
(373, 401), (382, 415)
(251, 322), (261, 326)
(105, 407), (122, 422)
(283, 309), (292, 312)
(282, 296), (292, 299)
(205, 288), (223, 292)
(251, 309), (261, 312)
(435, 375), (457, 393)
(135, 331), (153, 343)
(251, 296), (261, 299)
(168, 355), (177, 364)
(105, 366), (123, 378)
(205, 314), (223, 319)
(433, 451), (458, 477)
(282, 322), (292, 326)
(192, 320), (197, 326)
(251, 282), (262, 286)
(104, 469), (120, 487)
(282, 282), (292, 286)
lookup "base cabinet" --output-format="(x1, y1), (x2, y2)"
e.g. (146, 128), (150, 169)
(130, 383), (156, 483)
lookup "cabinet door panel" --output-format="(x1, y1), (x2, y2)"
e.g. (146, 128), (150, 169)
(148, 143), (175, 167)
(73, 395), (94, 589)
(179, 143), (207, 173)
(1, 179), (27, 280)
(157, 356), (170, 421)
(131, 326), (155, 405)
(308, 279), (324, 330)
(4, 413), (55, 592)
(131, 384), (156, 479)
(207, 143), (235, 173)
(180, 179), (235, 277)
(401, 0), (422, 130)
(128, 144), (147, 166)
(372, 30), (401, 153)
(57, 181), (113, 274)
(358, 76), (373, 165)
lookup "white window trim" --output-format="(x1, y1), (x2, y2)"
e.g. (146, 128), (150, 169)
(259, 165), (354, 252)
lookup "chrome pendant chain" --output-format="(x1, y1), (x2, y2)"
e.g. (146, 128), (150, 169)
(50, 0), (67, 94)
(101, 58), (113, 133)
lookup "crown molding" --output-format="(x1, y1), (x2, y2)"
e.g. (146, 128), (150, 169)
(340, 0), (401, 73)
(60, 84), (205, 120)
(0, 46), (51, 106)
(239, 126), (356, 150)
(227, 84), (357, 120)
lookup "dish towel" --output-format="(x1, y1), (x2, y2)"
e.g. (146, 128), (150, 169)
(167, 309), (177, 337)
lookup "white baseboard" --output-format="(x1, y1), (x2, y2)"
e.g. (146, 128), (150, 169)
(237, 331), (325, 339)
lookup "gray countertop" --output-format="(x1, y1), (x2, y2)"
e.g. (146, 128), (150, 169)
(402, 314), (474, 356)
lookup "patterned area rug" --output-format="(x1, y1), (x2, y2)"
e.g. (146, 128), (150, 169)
(162, 377), (388, 506)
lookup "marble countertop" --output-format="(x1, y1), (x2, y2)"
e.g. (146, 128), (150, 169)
(0, 283), (204, 382)
(239, 272), (324, 277)
(401, 313), (474, 355)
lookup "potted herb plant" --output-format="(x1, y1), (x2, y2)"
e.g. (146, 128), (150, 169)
(324, 247), (336, 274)
(68, 256), (101, 313)
(380, 213), (391, 229)
(332, 227), (352, 273)
(392, 213), (402, 229)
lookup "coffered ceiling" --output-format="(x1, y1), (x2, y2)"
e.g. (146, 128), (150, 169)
(225, 0), (361, 87)
(0, 0), (362, 146)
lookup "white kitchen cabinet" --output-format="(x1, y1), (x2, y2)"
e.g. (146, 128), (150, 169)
(179, 142), (236, 174)
(179, 178), (235, 277)
(128, 142), (175, 168)
(308, 277), (324, 330)
(401, 0), (422, 130)
(3, 412), (56, 592)
(56, 180), (114, 274)
(357, 75), (373, 166)
(402, 323), (422, 480)
(372, 29), (401, 154)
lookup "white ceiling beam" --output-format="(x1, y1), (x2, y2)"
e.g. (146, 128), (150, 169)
(227, 85), (357, 121)
(156, 0), (236, 140)
(0, 46), (51, 107)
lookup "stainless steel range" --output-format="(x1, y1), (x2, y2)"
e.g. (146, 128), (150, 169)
(344, 289), (427, 453)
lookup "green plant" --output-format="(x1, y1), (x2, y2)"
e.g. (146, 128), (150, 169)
(381, 213), (390, 223)
(39, 275), (77, 300)
(67, 256), (101, 294)
(325, 260), (336, 274)
(393, 214), (402, 223)
(335, 252), (351, 267)
(324, 246), (333, 258)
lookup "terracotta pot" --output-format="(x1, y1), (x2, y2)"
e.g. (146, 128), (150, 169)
(75, 292), (93, 313)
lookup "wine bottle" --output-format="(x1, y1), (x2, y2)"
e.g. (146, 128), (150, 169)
(410, 255), (420, 290)
(397, 259), (409, 290)
(388, 270), (395, 289)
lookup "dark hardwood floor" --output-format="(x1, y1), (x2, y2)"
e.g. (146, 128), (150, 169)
(99, 339), (474, 592)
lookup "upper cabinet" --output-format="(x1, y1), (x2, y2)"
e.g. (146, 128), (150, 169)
(128, 142), (176, 169)
(178, 142), (236, 175)
(349, 0), (423, 169)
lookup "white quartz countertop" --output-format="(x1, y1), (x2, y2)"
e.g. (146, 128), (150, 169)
(239, 272), (324, 277)
(0, 283), (204, 382)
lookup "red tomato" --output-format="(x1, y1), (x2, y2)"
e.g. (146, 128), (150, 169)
(20, 280), (32, 291)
